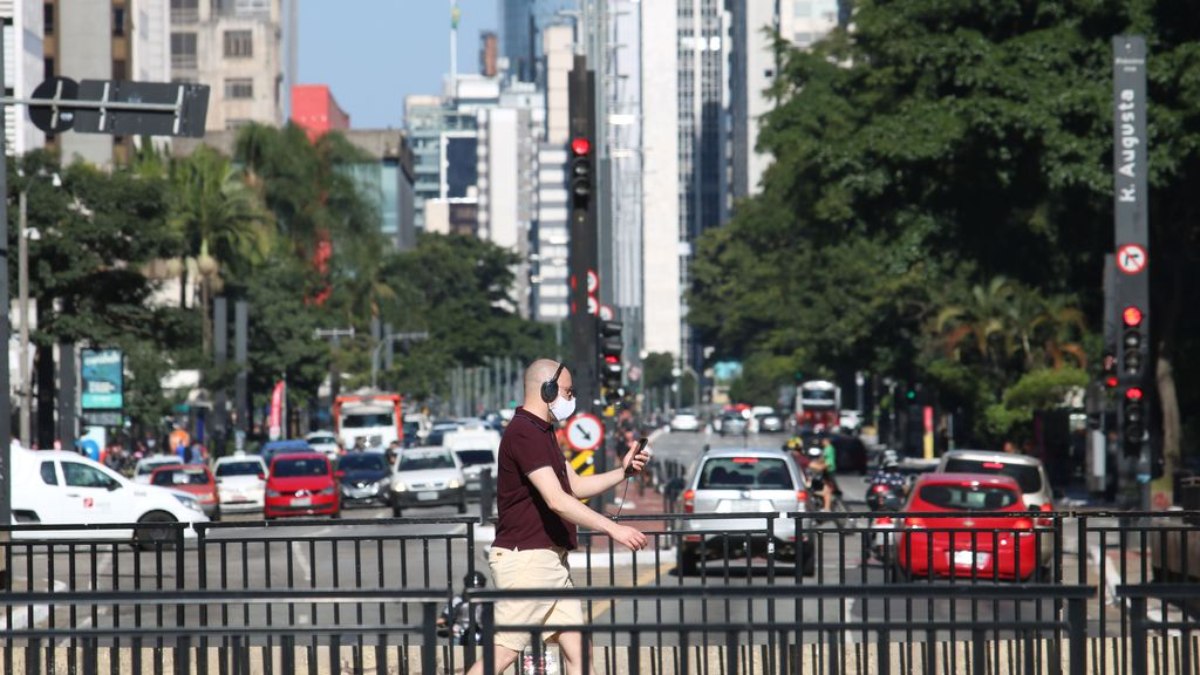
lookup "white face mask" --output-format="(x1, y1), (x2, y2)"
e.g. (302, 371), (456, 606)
(548, 395), (576, 421)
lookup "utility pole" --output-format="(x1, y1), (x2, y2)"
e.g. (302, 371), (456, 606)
(568, 55), (600, 415)
(314, 327), (355, 405)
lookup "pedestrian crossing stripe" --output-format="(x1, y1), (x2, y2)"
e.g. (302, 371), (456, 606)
(571, 450), (595, 476)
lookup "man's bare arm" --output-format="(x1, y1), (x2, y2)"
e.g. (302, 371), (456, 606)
(527, 468), (647, 550)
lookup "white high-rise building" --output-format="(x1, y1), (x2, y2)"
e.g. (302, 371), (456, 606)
(531, 24), (573, 323)
(730, 0), (843, 199)
(2, 0), (44, 157)
(638, 0), (681, 357)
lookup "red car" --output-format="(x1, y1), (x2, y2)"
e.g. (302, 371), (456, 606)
(149, 464), (220, 519)
(896, 473), (1038, 581)
(264, 453), (341, 519)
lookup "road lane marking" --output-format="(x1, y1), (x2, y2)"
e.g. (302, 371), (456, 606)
(291, 541), (312, 581)
(588, 558), (671, 621)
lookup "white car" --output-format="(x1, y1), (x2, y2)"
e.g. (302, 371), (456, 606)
(839, 410), (863, 433)
(305, 431), (341, 460)
(11, 448), (208, 547)
(444, 428), (501, 495)
(133, 454), (187, 484)
(670, 410), (702, 432)
(389, 447), (467, 516)
(212, 456), (268, 514)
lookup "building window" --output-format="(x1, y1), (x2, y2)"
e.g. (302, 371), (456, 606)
(793, 31), (814, 47)
(43, 3), (54, 35)
(223, 30), (253, 58)
(112, 59), (127, 80)
(171, 32), (198, 69)
(224, 77), (253, 99)
(171, 0), (199, 23)
(113, 7), (126, 36)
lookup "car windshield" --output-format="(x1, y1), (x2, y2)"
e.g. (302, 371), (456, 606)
(338, 454), (386, 471)
(455, 450), (494, 467)
(399, 452), (455, 471)
(918, 484), (1020, 510)
(272, 458), (329, 477)
(153, 468), (210, 486)
(944, 458), (1043, 493)
(801, 388), (836, 402)
(698, 457), (793, 489)
(136, 459), (175, 475)
(343, 413), (394, 428)
(308, 435), (336, 445)
(215, 461), (262, 477)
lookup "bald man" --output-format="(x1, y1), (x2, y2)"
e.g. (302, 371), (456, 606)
(467, 359), (651, 675)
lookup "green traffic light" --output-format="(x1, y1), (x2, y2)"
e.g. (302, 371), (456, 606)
(906, 390), (916, 400)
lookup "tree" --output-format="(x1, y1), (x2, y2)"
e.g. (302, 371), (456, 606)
(690, 0), (1200, 467)
(168, 146), (271, 354)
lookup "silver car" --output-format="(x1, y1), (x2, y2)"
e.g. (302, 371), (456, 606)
(677, 447), (814, 576)
(389, 447), (467, 517)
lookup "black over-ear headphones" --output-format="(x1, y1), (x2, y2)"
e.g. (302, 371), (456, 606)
(541, 363), (565, 403)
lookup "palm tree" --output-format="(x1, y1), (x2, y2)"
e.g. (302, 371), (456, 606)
(169, 146), (272, 353)
(934, 277), (1019, 371)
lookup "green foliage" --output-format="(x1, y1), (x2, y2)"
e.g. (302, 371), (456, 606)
(728, 353), (803, 407)
(984, 367), (1089, 441)
(691, 0), (1200, 454)
(641, 353), (676, 390)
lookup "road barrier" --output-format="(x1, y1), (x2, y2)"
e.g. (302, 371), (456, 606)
(1, 512), (1197, 674)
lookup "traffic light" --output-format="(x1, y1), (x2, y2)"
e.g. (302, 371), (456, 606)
(1102, 351), (1118, 389)
(1119, 304), (1146, 381)
(1122, 386), (1145, 456)
(597, 320), (623, 402)
(569, 136), (592, 204)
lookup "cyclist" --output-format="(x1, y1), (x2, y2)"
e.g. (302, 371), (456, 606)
(805, 446), (833, 511)
(820, 435), (842, 499)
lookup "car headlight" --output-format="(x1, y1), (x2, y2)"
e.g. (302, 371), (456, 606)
(266, 489), (283, 497)
(392, 481), (408, 493)
(172, 493), (203, 512)
(447, 478), (463, 489)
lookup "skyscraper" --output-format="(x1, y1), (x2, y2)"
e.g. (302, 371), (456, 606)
(497, 0), (575, 83)
(3, 0), (45, 157)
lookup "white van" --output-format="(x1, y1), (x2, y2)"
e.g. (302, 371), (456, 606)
(442, 428), (501, 496)
(10, 448), (209, 547)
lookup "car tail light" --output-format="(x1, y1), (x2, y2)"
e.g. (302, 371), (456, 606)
(1036, 502), (1053, 527)
(906, 518), (926, 529)
(872, 484), (889, 493)
(982, 462), (1005, 470)
(875, 516), (893, 526)
(683, 489), (695, 514)
(1014, 518), (1036, 536)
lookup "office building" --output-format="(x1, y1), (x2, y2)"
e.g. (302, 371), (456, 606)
(529, 24), (572, 323)
(729, 0), (843, 200)
(497, 0), (575, 83)
(169, 0), (294, 132)
(3, 0), (43, 156)
(343, 130), (417, 251)
(291, 84), (350, 142)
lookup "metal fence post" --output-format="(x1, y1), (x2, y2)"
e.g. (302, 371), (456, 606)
(1067, 596), (1086, 675)
(422, 602), (438, 674)
(1129, 596), (1147, 675)
(480, 468), (494, 522)
(482, 601), (496, 675)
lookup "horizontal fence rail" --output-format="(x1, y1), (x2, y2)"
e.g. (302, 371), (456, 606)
(0, 512), (1197, 674)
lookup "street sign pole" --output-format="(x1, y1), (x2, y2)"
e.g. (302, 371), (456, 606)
(1112, 36), (1153, 509)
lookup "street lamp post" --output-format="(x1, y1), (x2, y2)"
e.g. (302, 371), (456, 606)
(17, 189), (29, 447)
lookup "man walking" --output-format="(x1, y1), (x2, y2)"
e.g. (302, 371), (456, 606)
(467, 359), (651, 675)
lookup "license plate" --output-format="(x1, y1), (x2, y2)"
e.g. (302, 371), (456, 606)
(292, 497), (312, 507)
(952, 550), (989, 567)
(417, 491), (438, 501)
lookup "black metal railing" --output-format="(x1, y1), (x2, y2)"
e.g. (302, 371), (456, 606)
(1120, 584), (1200, 675)
(469, 584), (1094, 675)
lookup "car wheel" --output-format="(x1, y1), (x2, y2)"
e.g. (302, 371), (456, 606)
(678, 545), (699, 576)
(134, 511), (177, 551)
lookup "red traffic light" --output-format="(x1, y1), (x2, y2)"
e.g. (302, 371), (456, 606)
(1104, 376), (1119, 389)
(604, 355), (619, 365)
(1125, 387), (1144, 402)
(571, 137), (591, 156)
(1122, 306), (1143, 327)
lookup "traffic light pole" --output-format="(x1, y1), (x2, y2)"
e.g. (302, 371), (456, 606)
(1111, 36), (1153, 508)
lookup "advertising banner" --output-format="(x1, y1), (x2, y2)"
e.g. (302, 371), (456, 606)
(81, 348), (123, 410)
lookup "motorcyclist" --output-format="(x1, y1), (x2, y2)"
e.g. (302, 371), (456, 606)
(805, 446), (833, 511)
(867, 451), (908, 509)
(819, 435), (841, 498)
(438, 571), (487, 645)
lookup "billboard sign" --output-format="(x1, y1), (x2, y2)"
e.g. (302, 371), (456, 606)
(81, 349), (124, 410)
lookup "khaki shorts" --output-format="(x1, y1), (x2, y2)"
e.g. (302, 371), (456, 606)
(488, 546), (584, 652)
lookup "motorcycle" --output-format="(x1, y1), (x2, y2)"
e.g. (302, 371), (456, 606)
(864, 476), (907, 563)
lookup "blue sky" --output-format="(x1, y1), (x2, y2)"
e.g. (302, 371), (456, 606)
(298, 0), (499, 129)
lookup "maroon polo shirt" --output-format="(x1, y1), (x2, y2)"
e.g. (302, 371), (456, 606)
(492, 407), (578, 551)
